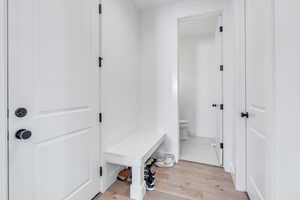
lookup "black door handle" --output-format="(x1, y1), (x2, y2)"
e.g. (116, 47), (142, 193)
(241, 112), (249, 118)
(15, 129), (32, 140)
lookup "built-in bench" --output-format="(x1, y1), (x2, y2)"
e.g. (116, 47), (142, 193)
(104, 131), (166, 200)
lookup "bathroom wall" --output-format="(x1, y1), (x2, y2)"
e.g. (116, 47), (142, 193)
(178, 37), (197, 136)
(179, 34), (219, 139)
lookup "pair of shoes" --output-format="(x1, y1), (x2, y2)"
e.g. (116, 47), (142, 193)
(145, 172), (156, 191)
(117, 168), (130, 182)
(155, 154), (175, 168)
(144, 158), (157, 191)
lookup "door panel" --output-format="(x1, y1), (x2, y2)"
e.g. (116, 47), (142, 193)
(8, 0), (100, 199)
(246, 0), (273, 199)
(35, 129), (91, 200)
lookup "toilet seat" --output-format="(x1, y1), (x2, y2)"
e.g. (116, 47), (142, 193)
(180, 120), (190, 140)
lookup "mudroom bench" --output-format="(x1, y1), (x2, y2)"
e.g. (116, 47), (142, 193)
(104, 131), (166, 200)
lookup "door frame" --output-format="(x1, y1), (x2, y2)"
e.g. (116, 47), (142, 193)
(177, 10), (224, 167)
(233, 0), (247, 191)
(0, 0), (102, 199)
(0, 0), (8, 199)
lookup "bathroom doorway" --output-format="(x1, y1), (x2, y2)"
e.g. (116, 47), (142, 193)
(178, 13), (223, 167)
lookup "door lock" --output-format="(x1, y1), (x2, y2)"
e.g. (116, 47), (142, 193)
(15, 108), (28, 118)
(15, 129), (32, 140)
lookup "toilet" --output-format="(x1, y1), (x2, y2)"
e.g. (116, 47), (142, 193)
(180, 120), (190, 141)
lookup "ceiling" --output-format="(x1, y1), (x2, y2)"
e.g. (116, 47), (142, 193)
(133, 0), (179, 10)
(179, 15), (219, 38)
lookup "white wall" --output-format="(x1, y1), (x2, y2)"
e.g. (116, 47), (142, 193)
(179, 35), (219, 138)
(139, 0), (236, 172)
(274, 0), (300, 199)
(179, 37), (197, 135)
(101, 0), (140, 191)
(0, 0), (7, 198)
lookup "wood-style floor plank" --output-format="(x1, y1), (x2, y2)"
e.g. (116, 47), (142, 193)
(96, 161), (248, 200)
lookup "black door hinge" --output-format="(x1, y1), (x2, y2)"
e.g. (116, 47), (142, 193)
(99, 57), (103, 68)
(241, 112), (249, 118)
(99, 113), (102, 123)
(220, 65), (224, 71)
(219, 26), (223, 32)
(220, 143), (224, 149)
(100, 166), (103, 177)
(220, 104), (224, 110)
(98, 4), (102, 14)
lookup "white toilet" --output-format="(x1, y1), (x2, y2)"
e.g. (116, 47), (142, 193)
(180, 120), (190, 141)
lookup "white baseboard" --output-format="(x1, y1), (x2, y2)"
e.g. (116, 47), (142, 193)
(229, 162), (236, 185)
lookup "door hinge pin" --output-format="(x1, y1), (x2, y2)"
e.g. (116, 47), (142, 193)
(219, 26), (223, 32)
(99, 113), (102, 123)
(220, 65), (224, 71)
(98, 4), (102, 14)
(220, 143), (224, 149)
(100, 166), (103, 177)
(99, 57), (103, 68)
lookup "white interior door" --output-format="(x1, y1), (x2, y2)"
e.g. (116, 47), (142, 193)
(8, 0), (100, 200)
(245, 0), (273, 199)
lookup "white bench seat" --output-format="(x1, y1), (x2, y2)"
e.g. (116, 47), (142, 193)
(104, 131), (166, 200)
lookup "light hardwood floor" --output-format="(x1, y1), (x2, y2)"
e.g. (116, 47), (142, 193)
(96, 161), (248, 200)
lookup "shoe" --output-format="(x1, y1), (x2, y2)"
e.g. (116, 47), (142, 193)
(146, 183), (156, 191)
(117, 168), (130, 182)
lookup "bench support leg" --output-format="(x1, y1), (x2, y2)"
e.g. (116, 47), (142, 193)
(130, 165), (146, 200)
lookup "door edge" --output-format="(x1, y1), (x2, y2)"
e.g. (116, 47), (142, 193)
(0, 0), (8, 199)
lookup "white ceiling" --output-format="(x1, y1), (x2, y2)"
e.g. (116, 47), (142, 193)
(179, 15), (219, 38)
(133, 0), (179, 10)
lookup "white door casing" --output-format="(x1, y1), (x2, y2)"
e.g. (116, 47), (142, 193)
(0, 0), (8, 199)
(8, 0), (100, 199)
(214, 15), (224, 166)
(245, 0), (274, 199)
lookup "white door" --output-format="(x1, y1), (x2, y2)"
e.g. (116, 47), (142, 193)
(245, 0), (273, 199)
(8, 0), (100, 200)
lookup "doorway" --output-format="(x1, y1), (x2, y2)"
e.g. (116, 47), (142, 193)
(178, 13), (223, 167)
